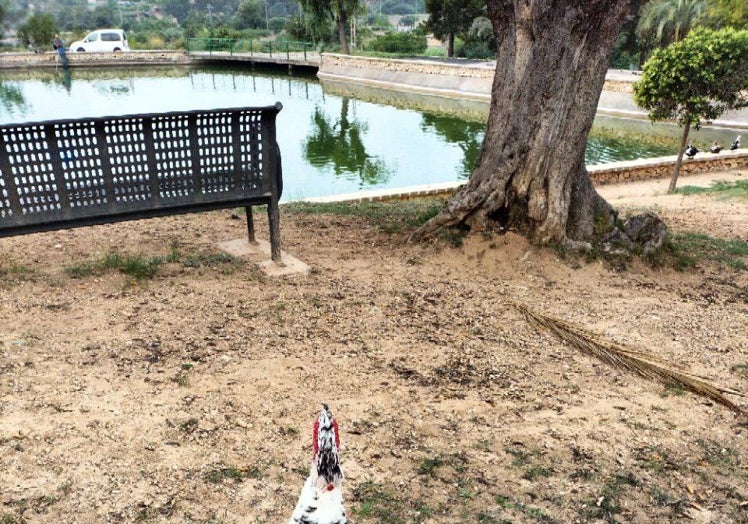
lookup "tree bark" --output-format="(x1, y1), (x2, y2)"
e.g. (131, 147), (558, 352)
(336, 0), (350, 54)
(412, 0), (632, 246)
(669, 121), (690, 193)
(448, 32), (455, 58)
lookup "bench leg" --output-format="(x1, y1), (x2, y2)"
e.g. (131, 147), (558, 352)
(267, 200), (282, 263)
(245, 206), (256, 244)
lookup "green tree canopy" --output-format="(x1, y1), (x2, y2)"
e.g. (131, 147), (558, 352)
(17, 13), (57, 49)
(636, 0), (707, 47)
(634, 27), (748, 191)
(0, 1), (6, 38)
(705, 0), (748, 28)
(460, 15), (495, 58)
(424, 0), (484, 57)
(299, 0), (360, 53)
(92, 4), (116, 27)
(233, 0), (264, 30)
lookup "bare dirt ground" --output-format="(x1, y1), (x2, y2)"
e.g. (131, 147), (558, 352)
(1, 170), (747, 524)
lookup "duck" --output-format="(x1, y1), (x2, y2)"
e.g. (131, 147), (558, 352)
(685, 143), (699, 159)
(730, 135), (741, 150)
(709, 141), (722, 154)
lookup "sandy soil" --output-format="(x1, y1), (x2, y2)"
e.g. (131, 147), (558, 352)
(1, 170), (747, 524)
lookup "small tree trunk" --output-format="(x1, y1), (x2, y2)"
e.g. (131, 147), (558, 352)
(447, 32), (455, 57)
(412, 0), (632, 246)
(668, 121), (691, 194)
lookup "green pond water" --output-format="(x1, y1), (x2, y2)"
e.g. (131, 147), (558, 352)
(0, 65), (740, 201)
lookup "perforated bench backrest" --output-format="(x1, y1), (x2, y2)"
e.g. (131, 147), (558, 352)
(0, 104), (282, 235)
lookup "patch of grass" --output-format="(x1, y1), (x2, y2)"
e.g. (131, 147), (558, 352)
(521, 466), (554, 481)
(178, 418), (199, 433)
(203, 466), (259, 484)
(634, 444), (681, 473)
(284, 200), (443, 235)
(0, 264), (36, 280)
(64, 247), (240, 280)
(696, 438), (741, 472)
(492, 494), (559, 523)
(505, 446), (537, 467)
(476, 512), (510, 524)
(437, 226), (467, 247)
(171, 370), (189, 387)
(64, 260), (100, 279)
(415, 452), (468, 480)
(731, 363), (748, 378)
(182, 252), (238, 268)
(663, 233), (748, 270)
(106, 253), (162, 279)
(674, 179), (748, 199)
(423, 47), (447, 58)
(456, 479), (475, 500)
(649, 485), (686, 514)
(0, 493), (59, 520)
(661, 382), (686, 398)
(416, 456), (444, 477)
(66, 252), (164, 279)
(351, 481), (406, 523)
(581, 472), (639, 521)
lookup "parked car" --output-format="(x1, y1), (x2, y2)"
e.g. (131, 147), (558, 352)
(69, 29), (129, 53)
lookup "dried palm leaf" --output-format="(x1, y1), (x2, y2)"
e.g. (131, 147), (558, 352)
(512, 302), (744, 414)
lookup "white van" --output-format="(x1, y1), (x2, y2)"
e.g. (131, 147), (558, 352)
(69, 29), (130, 53)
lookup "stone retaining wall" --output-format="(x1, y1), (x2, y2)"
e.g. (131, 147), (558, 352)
(0, 50), (190, 68)
(589, 150), (748, 184)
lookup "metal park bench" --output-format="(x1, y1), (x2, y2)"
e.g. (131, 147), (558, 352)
(0, 103), (284, 261)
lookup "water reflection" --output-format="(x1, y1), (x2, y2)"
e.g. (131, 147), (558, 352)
(420, 113), (484, 178)
(1, 66), (742, 201)
(304, 98), (392, 187)
(586, 128), (675, 165)
(55, 67), (72, 94)
(0, 81), (27, 115)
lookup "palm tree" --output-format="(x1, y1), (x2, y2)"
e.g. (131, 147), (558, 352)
(637, 0), (708, 46)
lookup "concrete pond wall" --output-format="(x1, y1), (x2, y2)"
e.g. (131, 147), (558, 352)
(304, 150), (748, 204)
(318, 53), (748, 129)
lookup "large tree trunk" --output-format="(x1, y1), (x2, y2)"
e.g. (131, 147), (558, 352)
(447, 32), (455, 58)
(336, 0), (350, 54)
(412, 0), (632, 246)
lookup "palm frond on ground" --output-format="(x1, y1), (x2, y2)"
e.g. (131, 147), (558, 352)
(513, 301), (744, 414)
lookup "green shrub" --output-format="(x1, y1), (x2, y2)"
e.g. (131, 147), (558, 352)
(370, 30), (427, 54)
(268, 17), (287, 33)
(458, 16), (495, 59)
